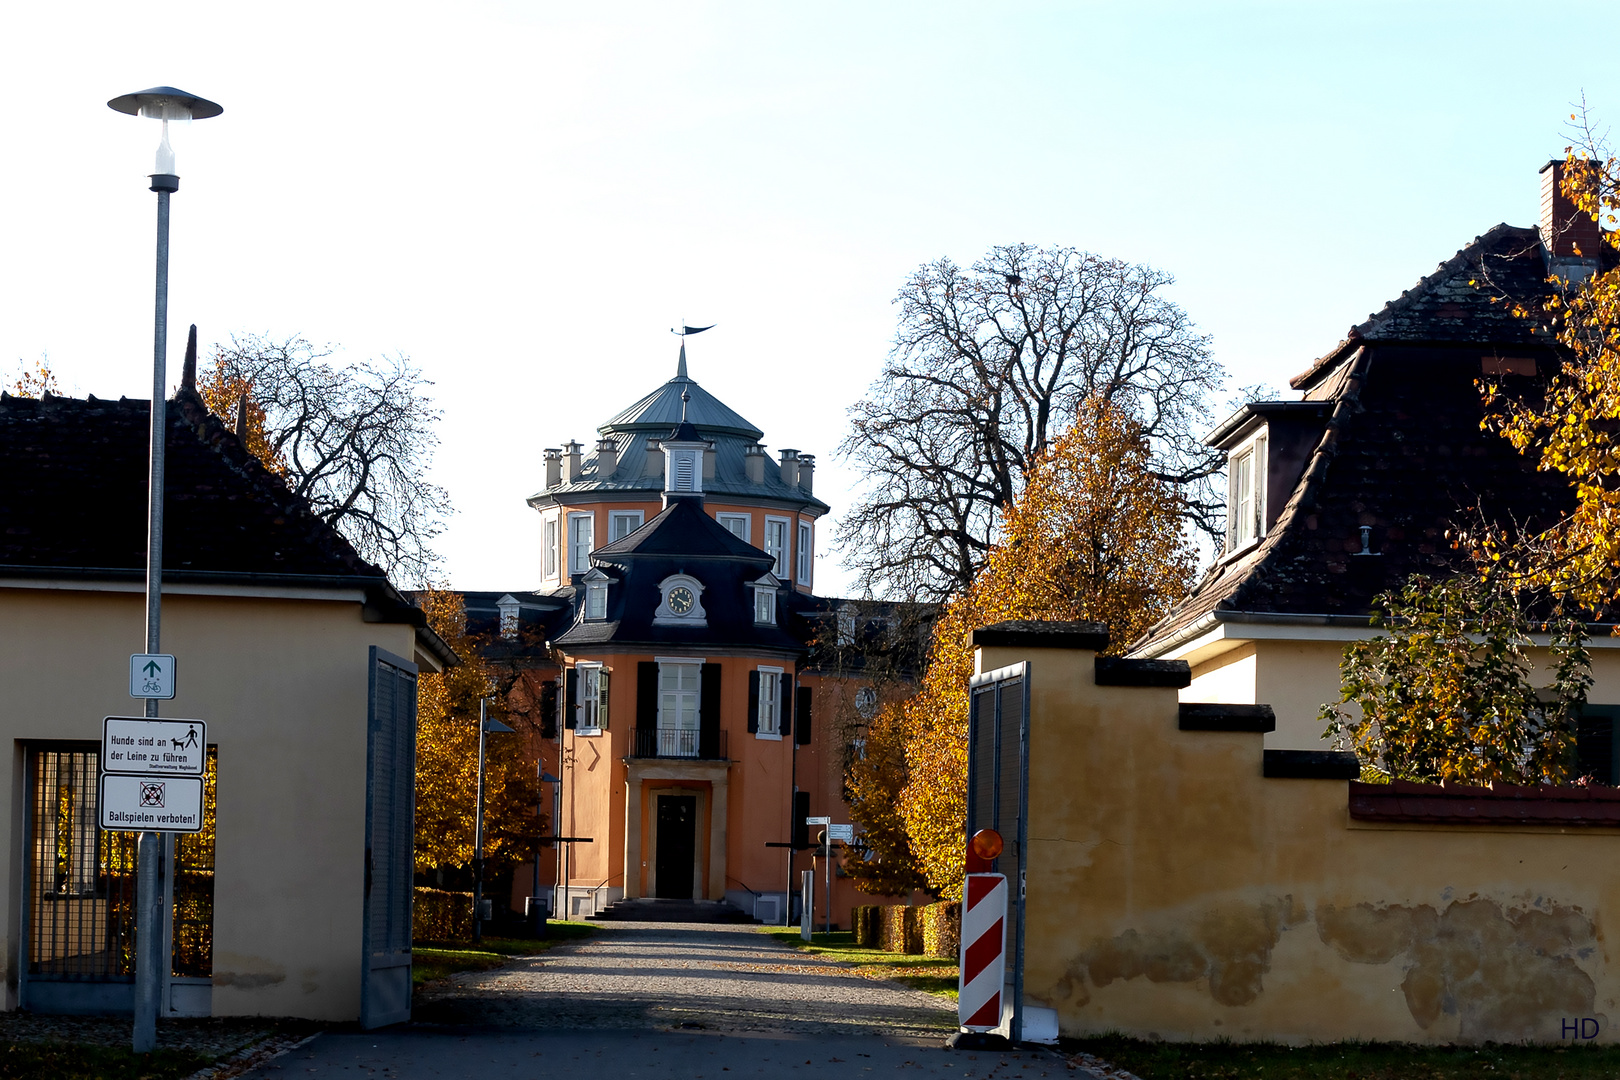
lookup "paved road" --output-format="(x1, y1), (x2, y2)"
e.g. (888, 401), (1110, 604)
(239, 921), (1087, 1079)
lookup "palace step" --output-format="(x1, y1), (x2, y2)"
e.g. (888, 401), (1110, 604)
(592, 898), (755, 923)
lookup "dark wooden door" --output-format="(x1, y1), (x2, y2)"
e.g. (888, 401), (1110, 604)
(654, 795), (697, 899)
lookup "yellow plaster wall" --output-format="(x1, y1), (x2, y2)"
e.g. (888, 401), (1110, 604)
(0, 585), (419, 1021)
(979, 641), (1620, 1046)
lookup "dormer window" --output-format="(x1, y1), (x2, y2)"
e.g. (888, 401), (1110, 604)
(496, 593), (521, 640)
(581, 568), (610, 621)
(1226, 434), (1267, 553)
(751, 572), (781, 625)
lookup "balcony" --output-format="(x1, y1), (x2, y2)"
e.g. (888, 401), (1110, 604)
(632, 727), (728, 761)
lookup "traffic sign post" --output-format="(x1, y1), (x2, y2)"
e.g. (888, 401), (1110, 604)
(129, 654), (177, 700)
(99, 774), (205, 833)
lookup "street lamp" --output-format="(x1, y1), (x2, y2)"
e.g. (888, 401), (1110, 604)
(474, 700), (514, 944)
(107, 85), (222, 1056)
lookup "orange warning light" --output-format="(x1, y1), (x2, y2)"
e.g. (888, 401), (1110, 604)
(970, 828), (1003, 861)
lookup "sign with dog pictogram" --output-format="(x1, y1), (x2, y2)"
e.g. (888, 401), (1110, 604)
(102, 717), (207, 776)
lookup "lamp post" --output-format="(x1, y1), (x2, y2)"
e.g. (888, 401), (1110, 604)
(473, 699), (514, 944)
(106, 85), (222, 1056)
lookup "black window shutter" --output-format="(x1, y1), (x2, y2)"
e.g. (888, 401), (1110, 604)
(781, 677), (793, 739)
(565, 667), (578, 729)
(700, 663), (722, 758)
(795, 686), (813, 745)
(637, 662), (658, 733)
(747, 670), (760, 733)
(540, 679), (558, 739)
(792, 790), (810, 850)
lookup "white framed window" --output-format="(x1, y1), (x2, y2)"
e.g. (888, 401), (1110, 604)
(543, 517), (558, 579)
(568, 512), (595, 574)
(756, 666), (783, 737)
(837, 609), (856, 646)
(755, 585), (776, 624)
(764, 516), (790, 577)
(796, 521), (812, 584)
(717, 513), (751, 542)
(576, 663), (609, 734)
(609, 510), (644, 542)
(1226, 434), (1267, 554)
(657, 659), (703, 757)
(497, 594), (521, 639)
(581, 569), (610, 621)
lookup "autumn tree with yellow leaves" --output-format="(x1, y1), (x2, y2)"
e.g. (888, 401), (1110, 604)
(847, 399), (1196, 898)
(414, 590), (543, 879)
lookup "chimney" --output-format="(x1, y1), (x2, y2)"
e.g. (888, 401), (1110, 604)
(1541, 159), (1603, 271)
(745, 444), (766, 484)
(797, 453), (815, 494)
(596, 437), (618, 477)
(703, 446), (716, 479)
(647, 439), (664, 476)
(565, 440), (583, 482)
(544, 448), (562, 489)
(778, 448), (800, 488)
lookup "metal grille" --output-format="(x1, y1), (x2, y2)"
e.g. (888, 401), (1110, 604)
(171, 748), (217, 977)
(28, 747), (137, 979)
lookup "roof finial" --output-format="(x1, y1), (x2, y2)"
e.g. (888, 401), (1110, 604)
(180, 324), (198, 393)
(670, 322), (714, 380)
(681, 389), (690, 421)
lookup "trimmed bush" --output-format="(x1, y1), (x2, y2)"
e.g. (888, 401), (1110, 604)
(879, 904), (924, 954)
(922, 901), (960, 958)
(413, 886), (473, 942)
(851, 905), (881, 947)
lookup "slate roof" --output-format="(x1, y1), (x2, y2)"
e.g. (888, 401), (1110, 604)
(1133, 222), (1580, 656)
(0, 388), (450, 653)
(555, 498), (803, 653)
(530, 358), (829, 513)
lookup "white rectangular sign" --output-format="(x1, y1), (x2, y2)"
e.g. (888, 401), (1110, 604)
(130, 654), (176, 700)
(99, 773), (204, 833)
(806, 815), (831, 826)
(102, 717), (207, 776)
(827, 823), (855, 844)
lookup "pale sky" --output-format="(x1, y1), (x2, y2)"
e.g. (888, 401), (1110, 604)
(3, 2), (1616, 596)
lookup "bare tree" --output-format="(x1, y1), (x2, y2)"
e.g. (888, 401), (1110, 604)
(205, 334), (451, 587)
(838, 244), (1228, 601)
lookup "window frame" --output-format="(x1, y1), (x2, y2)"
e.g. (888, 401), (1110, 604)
(755, 666), (784, 739)
(609, 510), (645, 543)
(543, 517), (558, 579)
(567, 511), (595, 575)
(796, 520), (813, 584)
(1225, 431), (1268, 556)
(575, 662), (608, 735)
(584, 582), (608, 620)
(754, 584), (776, 624)
(764, 515), (791, 577)
(717, 513), (751, 542)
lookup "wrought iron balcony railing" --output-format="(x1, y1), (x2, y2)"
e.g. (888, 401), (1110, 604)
(631, 727), (727, 760)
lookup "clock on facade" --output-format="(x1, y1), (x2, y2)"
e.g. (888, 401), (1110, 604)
(667, 586), (696, 615)
(654, 574), (708, 626)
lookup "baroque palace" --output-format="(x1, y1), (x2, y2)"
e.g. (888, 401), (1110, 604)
(465, 344), (901, 924)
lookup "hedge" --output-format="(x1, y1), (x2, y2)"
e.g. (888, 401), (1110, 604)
(849, 901), (960, 957)
(413, 887), (473, 943)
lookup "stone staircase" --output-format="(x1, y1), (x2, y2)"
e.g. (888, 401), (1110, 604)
(592, 897), (754, 923)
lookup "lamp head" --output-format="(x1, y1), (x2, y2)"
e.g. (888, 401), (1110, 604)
(108, 87), (222, 182)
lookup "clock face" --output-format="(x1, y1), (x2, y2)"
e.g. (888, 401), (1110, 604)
(667, 586), (696, 615)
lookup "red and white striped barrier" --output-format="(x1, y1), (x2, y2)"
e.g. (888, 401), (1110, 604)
(957, 872), (1007, 1030)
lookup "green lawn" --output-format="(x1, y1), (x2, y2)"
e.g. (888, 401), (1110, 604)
(413, 923), (597, 989)
(1068, 1035), (1620, 1080)
(761, 928), (959, 999)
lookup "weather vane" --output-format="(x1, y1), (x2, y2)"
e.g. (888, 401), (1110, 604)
(670, 322), (714, 379)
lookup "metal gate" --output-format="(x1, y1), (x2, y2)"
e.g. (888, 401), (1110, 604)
(362, 647), (418, 1029)
(22, 744), (216, 1014)
(966, 662), (1029, 1042)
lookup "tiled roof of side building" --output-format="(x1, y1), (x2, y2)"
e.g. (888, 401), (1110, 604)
(0, 388), (453, 660)
(1133, 223), (1578, 656)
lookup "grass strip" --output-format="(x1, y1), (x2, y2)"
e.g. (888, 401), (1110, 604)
(1069, 1035), (1620, 1080)
(0, 1040), (210, 1080)
(413, 922), (597, 989)
(760, 928), (960, 1000)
